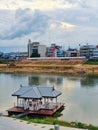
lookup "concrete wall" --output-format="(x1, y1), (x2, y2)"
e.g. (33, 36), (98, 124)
(38, 45), (46, 57)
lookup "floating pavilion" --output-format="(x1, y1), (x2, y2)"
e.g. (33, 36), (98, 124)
(7, 85), (64, 116)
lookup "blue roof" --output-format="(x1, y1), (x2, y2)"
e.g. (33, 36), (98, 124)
(38, 87), (53, 97)
(38, 86), (61, 97)
(20, 87), (42, 99)
(12, 86), (32, 96)
(12, 85), (61, 99)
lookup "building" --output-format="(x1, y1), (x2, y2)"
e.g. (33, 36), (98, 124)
(16, 52), (28, 59)
(80, 44), (95, 58)
(90, 45), (98, 60)
(2, 52), (28, 60)
(66, 48), (79, 57)
(46, 44), (65, 57)
(93, 48), (98, 57)
(28, 39), (46, 58)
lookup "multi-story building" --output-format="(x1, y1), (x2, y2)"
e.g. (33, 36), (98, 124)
(91, 45), (98, 59)
(66, 48), (79, 57)
(80, 44), (95, 58)
(93, 48), (98, 57)
(46, 44), (65, 57)
(28, 39), (46, 58)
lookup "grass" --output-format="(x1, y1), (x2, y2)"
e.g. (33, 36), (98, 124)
(84, 60), (98, 65)
(0, 60), (8, 64)
(19, 116), (98, 130)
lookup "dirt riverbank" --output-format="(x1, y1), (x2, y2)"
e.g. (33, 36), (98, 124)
(0, 59), (98, 75)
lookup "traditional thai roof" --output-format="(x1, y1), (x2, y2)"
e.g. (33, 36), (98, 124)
(12, 85), (61, 99)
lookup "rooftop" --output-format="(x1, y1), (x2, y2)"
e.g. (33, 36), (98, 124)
(12, 85), (62, 99)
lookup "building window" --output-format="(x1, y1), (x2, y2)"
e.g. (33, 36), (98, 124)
(33, 48), (38, 54)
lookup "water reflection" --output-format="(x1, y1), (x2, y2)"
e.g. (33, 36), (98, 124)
(11, 73), (29, 78)
(29, 76), (40, 85)
(28, 74), (63, 86)
(80, 76), (98, 87)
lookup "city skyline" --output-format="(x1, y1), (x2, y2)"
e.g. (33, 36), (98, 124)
(0, 0), (98, 52)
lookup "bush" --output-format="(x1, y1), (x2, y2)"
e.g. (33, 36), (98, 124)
(49, 128), (54, 130)
(76, 122), (85, 129)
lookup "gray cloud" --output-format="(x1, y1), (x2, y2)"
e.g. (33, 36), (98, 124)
(0, 9), (50, 40)
(47, 7), (98, 27)
(0, 0), (98, 49)
(65, 0), (98, 8)
(0, 7), (98, 41)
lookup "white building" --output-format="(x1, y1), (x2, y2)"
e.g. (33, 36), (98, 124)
(80, 45), (95, 58)
(28, 39), (46, 58)
(93, 48), (98, 57)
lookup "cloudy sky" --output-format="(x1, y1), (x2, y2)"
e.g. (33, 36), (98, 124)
(0, 0), (98, 52)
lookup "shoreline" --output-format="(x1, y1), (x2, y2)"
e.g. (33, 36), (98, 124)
(0, 61), (98, 76)
(0, 115), (98, 130)
(0, 116), (85, 130)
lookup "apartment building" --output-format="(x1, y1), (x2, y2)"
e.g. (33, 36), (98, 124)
(80, 45), (95, 58)
(46, 44), (65, 57)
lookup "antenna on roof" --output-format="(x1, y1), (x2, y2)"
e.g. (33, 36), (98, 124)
(20, 84), (22, 87)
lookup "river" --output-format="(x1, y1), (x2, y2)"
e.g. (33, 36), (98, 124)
(0, 73), (98, 125)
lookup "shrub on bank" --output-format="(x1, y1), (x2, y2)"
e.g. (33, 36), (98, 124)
(20, 116), (98, 130)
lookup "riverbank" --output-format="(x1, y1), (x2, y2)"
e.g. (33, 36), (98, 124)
(0, 59), (98, 75)
(0, 116), (87, 130)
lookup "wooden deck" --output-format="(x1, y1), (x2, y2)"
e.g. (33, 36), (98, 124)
(7, 103), (64, 116)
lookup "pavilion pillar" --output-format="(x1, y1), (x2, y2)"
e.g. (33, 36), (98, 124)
(44, 98), (46, 104)
(47, 98), (49, 103)
(17, 96), (19, 107)
(56, 97), (57, 103)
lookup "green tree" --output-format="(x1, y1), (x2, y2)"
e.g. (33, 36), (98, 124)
(30, 53), (40, 57)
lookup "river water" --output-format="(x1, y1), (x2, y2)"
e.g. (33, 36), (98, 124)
(0, 73), (98, 125)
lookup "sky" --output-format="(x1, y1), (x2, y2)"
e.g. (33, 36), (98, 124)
(0, 0), (98, 52)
